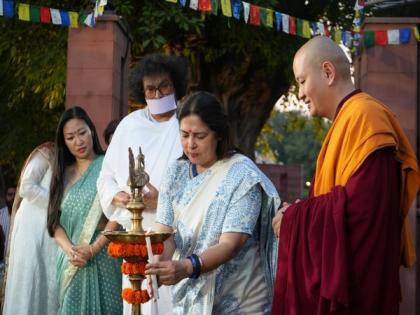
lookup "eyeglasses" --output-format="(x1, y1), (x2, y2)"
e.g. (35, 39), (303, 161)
(144, 80), (173, 99)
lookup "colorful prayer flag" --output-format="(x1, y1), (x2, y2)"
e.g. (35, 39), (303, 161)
(334, 28), (341, 44)
(387, 29), (399, 45)
(413, 26), (420, 42)
(180, 0), (187, 6)
(289, 16), (296, 35)
(0, 1), (3, 16)
(232, 0), (241, 20)
(3, 1), (14, 17)
(190, 0), (199, 10)
(60, 10), (70, 26)
(84, 12), (94, 27)
(302, 19), (311, 38)
(259, 7), (266, 26)
(249, 4), (259, 26)
(78, 12), (87, 26)
(242, 1), (250, 23)
(50, 8), (62, 25)
(221, 0), (232, 17)
(310, 22), (318, 35)
(30, 5), (40, 23)
(296, 18), (302, 36)
(211, 0), (219, 15)
(166, 0), (178, 2)
(198, 0), (212, 12)
(342, 31), (352, 47)
(317, 22), (325, 35)
(282, 13), (289, 34)
(275, 12), (282, 31)
(266, 9), (273, 28)
(354, 0), (365, 10)
(69, 11), (79, 28)
(324, 23), (330, 37)
(40, 7), (51, 23)
(18, 3), (30, 21)
(399, 28), (411, 44)
(375, 30), (387, 45)
(364, 31), (375, 47)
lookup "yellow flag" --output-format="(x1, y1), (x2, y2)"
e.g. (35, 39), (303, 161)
(302, 19), (311, 38)
(221, 0), (232, 17)
(334, 28), (342, 44)
(166, 0), (178, 2)
(413, 26), (420, 42)
(266, 9), (274, 28)
(69, 12), (79, 28)
(18, 3), (30, 21)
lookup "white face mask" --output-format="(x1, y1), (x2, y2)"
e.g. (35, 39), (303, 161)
(146, 94), (177, 115)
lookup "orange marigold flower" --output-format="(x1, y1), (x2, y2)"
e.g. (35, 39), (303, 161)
(121, 288), (150, 304)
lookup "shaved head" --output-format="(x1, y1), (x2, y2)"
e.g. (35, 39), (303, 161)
(295, 36), (351, 83)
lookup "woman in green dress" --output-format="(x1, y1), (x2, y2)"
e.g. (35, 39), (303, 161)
(47, 106), (122, 315)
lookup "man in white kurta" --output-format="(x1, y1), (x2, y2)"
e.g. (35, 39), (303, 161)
(97, 53), (187, 315)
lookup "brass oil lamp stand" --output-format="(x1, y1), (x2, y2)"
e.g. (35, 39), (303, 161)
(103, 147), (172, 315)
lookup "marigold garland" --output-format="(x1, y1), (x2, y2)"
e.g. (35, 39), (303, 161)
(107, 242), (164, 258)
(121, 261), (147, 275)
(121, 288), (150, 304)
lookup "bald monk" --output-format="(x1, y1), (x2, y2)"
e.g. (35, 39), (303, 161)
(271, 36), (420, 315)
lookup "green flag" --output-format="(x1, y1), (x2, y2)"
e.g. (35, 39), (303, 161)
(364, 31), (375, 47)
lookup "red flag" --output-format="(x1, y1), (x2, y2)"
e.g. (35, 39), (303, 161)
(40, 7), (51, 23)
(250, 4), (260, 26)
(324, 23), (330, 37)
(198, 0), (212, 12)
(375, 30), (388, 45)
(289, 16), (296, 35)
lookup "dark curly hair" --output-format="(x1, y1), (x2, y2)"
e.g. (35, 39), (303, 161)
(130, 53), (188, 104)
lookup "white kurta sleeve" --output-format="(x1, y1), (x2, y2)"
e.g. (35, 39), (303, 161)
(97, 149), (123, 220)
(19, 152), (50, 209)
(97, 125), (132, 229)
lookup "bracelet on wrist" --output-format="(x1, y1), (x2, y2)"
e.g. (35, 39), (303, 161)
(186, 254), (201, 279)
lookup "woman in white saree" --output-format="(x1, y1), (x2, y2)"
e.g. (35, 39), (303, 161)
(146, 91), (281, 315)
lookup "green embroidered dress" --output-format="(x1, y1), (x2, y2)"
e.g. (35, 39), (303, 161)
(57, 156), (122, 315)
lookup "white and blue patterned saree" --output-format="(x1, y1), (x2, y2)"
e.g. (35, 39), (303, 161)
(156, 153), (281, 315)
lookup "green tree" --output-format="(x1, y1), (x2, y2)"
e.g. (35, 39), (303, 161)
(256, 109), (330, 193)
(0, 0), (357, 180)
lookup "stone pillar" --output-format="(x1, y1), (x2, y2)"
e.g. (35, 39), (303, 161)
(354, 17), (420, 315)
(65, 14), (131, 148)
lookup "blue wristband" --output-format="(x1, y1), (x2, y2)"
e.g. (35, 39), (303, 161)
(187, 254), (201, 279)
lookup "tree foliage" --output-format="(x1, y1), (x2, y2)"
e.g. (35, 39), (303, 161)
(256, 110), (330, 190)
(0, 0), (357, 181)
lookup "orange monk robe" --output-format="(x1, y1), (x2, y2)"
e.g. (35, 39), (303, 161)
(272, 91), (420, 315)
(314, 92), (419, 267)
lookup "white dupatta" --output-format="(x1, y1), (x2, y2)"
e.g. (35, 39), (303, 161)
(171, 154), (245, 314)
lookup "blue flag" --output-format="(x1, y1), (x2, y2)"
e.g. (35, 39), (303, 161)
(60, 10), (70, 26)
(4, 1), (14, 17)
(275, 11), (282, 31)
(232, 0), (241, 20)
(399, 28), (411, 44)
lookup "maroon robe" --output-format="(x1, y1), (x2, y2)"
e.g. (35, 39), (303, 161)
(272, 147), (401, 315)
